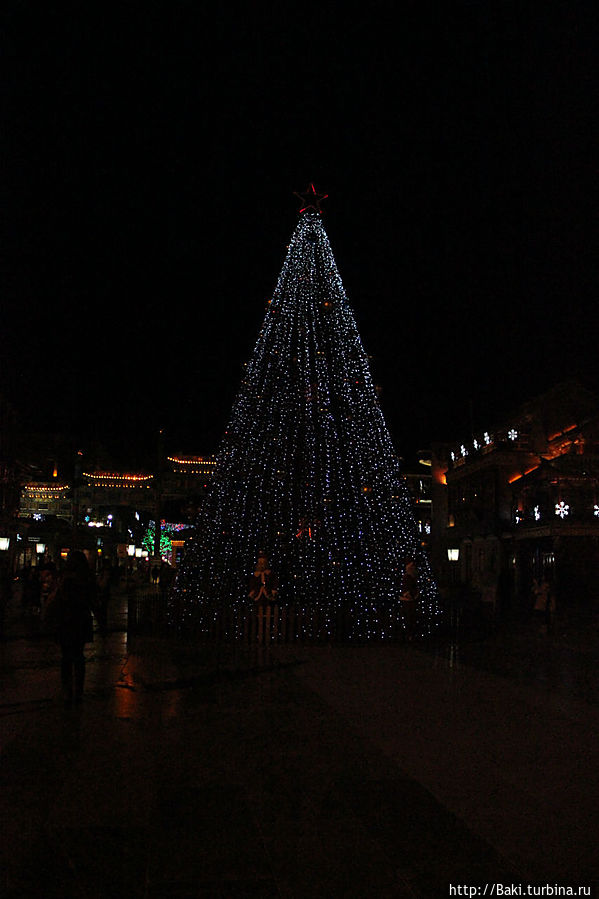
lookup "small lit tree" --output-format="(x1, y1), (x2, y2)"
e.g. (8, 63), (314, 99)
(142, 520), (173, 560)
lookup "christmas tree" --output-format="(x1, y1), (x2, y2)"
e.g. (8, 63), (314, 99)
(170, 186), (441, 639)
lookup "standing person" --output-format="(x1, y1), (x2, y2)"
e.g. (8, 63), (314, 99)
(480, 567), (498, 630)
(248, 553), (278, 603)
(22, 566), (41, 634)
(96, 566), (111, 636)
(0, 558), (11, 640)
(39, 562), (58, 635)
(532, 574), (555, 634)
(400, 558), (419, 639)
(159, 561), (175, 597)
(55, 550), (96, 707)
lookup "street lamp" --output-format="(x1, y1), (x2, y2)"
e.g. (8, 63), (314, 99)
(447, 547), (460, 587)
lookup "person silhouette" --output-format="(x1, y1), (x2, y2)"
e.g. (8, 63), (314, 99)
(54, 550), (97, 707)
(248, 553), (278, 603)
(400, 558), (419, 639)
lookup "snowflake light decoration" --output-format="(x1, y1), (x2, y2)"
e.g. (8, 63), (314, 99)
(594, 505), (599, 518)
(534, 505), (541, 521)
(484, 432), (492, 445)
(508, 429), (518, 441)
(555, 501), (570, 519)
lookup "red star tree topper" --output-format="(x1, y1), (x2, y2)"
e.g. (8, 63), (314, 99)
(294, 182), (328, 213)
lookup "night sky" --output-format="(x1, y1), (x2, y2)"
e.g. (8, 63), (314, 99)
(2, 3), (596, 470)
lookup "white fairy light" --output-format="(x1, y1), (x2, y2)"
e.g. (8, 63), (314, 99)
(169, 207), (441, 640)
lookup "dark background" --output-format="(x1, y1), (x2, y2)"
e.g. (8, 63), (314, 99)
(2, 3), (596, 468)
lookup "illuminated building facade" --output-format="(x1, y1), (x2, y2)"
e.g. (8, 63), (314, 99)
(160, 455), (216, 525)
(78, 471), (155, 517)
(20, 483), (73, 522)
(403, 453), (433, 550)
(16, 458), (217, 568)
(163, 455), (215, 496)
(431, 380), (599, 615)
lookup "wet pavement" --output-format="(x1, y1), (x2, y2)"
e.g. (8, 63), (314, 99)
(1, 589), (599, 897)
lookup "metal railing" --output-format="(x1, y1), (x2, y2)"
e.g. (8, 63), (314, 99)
(128, 592), (415, 643)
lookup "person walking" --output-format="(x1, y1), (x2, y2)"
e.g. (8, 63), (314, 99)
(54, 550), (97, 707)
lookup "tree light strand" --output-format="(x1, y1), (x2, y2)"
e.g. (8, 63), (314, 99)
(170, 212), (441, 640)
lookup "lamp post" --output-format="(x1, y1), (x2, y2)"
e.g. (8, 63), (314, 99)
(0, 536), (11, 637)
(447, 547), (460, 587)
(446, 546), (462, 640)
(125, 543), (136, 587)
(152, 429), (164, 570)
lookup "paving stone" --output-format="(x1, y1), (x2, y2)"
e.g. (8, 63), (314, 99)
(2, 592), (599, 897)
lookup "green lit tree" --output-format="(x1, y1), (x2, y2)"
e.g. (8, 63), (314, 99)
(142, 520), (173, 559)
(171, 187), (440, 639)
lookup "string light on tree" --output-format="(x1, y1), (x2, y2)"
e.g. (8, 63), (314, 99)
(169, 187), (441, 640)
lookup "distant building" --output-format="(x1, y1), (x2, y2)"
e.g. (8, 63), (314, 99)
(16, 456), (217, 569)
(431, 380), (599, 615)
(166, 455), (217, 482)
(163, 455), (215, 499)
(160, 455), (216, 526)
(403, 453), (433, 551)
(78, 471), (156, 520)
(20, 482), (73, 522)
